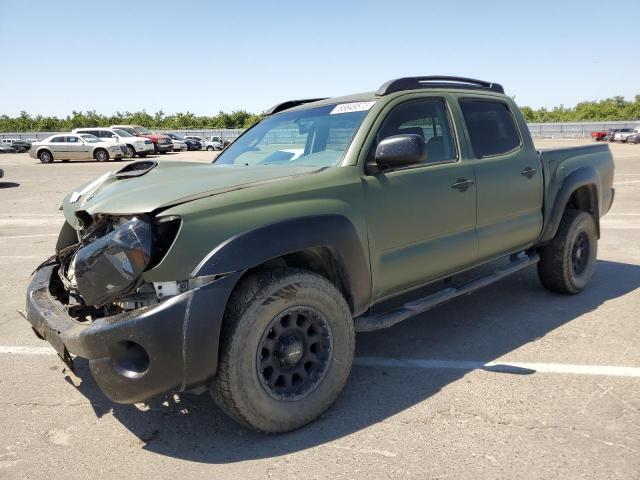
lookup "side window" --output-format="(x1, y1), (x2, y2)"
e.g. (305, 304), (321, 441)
(66, 136), (80, 143)
(459, 99), (521, 158)
(100, 130), (115, 138)
(374, 98), (457, 164)
(51, 136), (66, 143)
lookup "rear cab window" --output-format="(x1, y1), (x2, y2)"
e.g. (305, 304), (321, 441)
(459, 99), (521, 158)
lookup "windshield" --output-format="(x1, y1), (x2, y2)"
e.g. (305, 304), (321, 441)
(134, 126), (152, 135)
(113, 129), (134, 138)
(80, 134), (101, 143)
(214, 102), (373, 167)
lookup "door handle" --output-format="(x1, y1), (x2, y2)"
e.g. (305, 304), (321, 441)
(451, 178), (474, 192)
(521, 167), (537, 178)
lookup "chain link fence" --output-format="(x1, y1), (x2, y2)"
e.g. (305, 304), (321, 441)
(1, 122), (639, 141)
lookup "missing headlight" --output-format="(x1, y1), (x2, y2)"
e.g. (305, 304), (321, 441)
(72, 216), (152, 306)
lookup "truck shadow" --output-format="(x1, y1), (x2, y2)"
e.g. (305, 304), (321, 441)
(68, 259), (640, 463)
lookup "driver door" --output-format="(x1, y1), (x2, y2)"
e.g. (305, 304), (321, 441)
(363, 97), (478, 299)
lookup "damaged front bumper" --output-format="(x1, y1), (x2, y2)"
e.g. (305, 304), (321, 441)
(25, 262), (242, 404)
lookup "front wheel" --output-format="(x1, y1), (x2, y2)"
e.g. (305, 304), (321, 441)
(206, 146), (214, 151)
(210, 268), (354, 433)
(125, 145), (136, 158)
(537, 209), (598, 294)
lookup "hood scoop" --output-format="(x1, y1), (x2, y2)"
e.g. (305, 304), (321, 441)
(114, 160), (158, 179)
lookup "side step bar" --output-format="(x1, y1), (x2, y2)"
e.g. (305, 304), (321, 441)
(355, 252), (540, 332)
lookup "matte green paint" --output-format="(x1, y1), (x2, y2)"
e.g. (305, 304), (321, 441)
(60, 86), (614, 306)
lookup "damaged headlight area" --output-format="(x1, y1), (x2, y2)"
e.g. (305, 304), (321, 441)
(72, 216), (152, 306)
(55, 214), (181, 318)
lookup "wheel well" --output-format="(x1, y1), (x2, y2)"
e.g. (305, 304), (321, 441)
(566, 185), (599, 236)
(247, 247), (354, 313)
(38, 148), (52, 157)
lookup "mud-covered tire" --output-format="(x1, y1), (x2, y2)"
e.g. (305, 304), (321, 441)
(210, 268), (354, 433)
(537, 209), (598, 294)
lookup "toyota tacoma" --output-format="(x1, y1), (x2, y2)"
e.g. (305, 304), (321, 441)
(24, 76), (614, 433)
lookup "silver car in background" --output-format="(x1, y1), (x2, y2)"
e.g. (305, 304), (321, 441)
(29, 133), (126, 163)
(613, 128), (640, 142)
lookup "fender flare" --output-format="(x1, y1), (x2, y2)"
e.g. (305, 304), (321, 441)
(192, 215), (372, 315)
(538, 166), (601, 244)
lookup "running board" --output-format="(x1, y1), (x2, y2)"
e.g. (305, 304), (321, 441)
(355, 252), (540, 332)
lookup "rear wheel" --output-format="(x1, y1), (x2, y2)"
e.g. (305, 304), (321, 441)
(537, 209), (597, 294)
(206, 146), (214, 151)
(94, 149), (109, 162)
(210, 268), (354, 433)
(38, 150), (53, 163)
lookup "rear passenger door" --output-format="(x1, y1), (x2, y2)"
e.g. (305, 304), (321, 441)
(49, 136), (67, 158)
(65, 136), (87, 159)
(458, 98), (543, 261)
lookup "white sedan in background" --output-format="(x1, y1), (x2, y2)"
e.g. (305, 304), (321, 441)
(73, 127), (155, 157)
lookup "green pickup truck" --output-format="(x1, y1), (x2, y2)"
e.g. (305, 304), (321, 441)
(25, 76), (614, 433)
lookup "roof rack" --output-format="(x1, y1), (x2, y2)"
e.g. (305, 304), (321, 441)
(376, 76), (504, 96)
(266, 98), (328, 115)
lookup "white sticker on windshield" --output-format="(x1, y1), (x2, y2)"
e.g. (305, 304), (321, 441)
(330, 101), (376, 115)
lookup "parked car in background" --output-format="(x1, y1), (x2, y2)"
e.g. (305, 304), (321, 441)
(111, 125), (173, 154)
(184, 135), (223, 151)
(607, 128), (620, 142)
(1, 138), (31, 152)
(0, 143), (17, 153)
(207, 135), (230, 149)
(73, 127), (154, 158)
(30, 134), (125, 163)
(613, 128), (639, 142)
(162, 133), (186, 151)
(591, 131), (608, 141)
(627, 132), (640, 144)
(167, 133), (202, 150)
(165, 133), (201, 151)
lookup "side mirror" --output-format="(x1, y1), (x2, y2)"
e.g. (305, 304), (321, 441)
(374, 134), (426, 171)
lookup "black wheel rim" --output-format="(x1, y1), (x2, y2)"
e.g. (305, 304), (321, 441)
(571, 231), (590, 276)
(257, 306), (333, 401)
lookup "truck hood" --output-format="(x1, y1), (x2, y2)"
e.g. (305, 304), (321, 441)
(63, 161), (322, 223)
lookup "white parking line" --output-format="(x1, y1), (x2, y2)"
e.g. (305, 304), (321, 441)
(354, 357), (640, 378)
(0, 346), (56, 355)
(2, 346), (639, 378)
(0, 233), (58, 240)
(614, 180), (640, 185)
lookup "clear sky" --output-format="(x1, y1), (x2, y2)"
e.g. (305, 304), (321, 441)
(0, 0), (637, 117)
